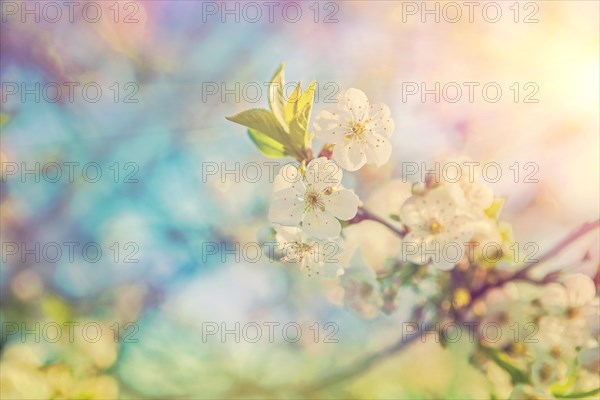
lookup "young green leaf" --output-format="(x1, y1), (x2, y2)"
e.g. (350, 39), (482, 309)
(268, 63), (287, 129)
(553, 387), (600, 399)
(247, 128), (287, 158)
(482, 346), (530, 385)
(296, 81), (316, 118)
(485, 198), (506, 220)
(288, 103), (312, 150)
(284, 82), (302, 124)
(226, 108), (287, 142)
(227, 108), (306, 160)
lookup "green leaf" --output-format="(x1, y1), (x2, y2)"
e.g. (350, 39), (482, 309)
(226, 64), (315, 162)
(247, 128), (287, 158)
(288, 103), (312, 149)
(482, 346), (529, 385)
(226, 108), (286, 140)
(485, 198), (505, 219)
(284, 82), (302, 124)
(288, 81), (316, 145)
(554, 387), (600, 399)
(227, 108), (304, 160)
(297, 81), (316, 119)
(268, 63), (287, 129)
(389, 214), (401, 222)
(550, 368), (583, 397)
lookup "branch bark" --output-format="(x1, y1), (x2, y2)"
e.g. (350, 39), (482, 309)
(349, 206), (407, 238)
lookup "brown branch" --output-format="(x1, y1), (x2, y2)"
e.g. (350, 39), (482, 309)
(471, 219), (600, 302)
(296, 321), (428, 396)
(349, 206), (407, 238)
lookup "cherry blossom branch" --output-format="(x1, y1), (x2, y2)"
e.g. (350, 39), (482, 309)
(283, 219), (600, 396)
(349, 206), (407, 238)
(470, 219), (600, 302)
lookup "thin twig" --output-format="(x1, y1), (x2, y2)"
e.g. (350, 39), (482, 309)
(297, 322), (428, 395)
(471, 219), (600, 302)
(349, 206), (407, 238)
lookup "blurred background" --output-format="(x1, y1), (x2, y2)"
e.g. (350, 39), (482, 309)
(0, 1), (598, 398)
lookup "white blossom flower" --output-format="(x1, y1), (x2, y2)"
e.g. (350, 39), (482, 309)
(466, 217), (506, 263)
(477, 283), (538, 349)
(531, 316), (579, 373)
(446, 181), (494, 219)
(341, 263), (383, 319)
(540, 274), (597, 324)
(314, 88), (394, 171)
(438, 158), (494, 216)
(274, 225), (344, 277)
(268, 157), (360, 240)
(399, 186), (473, 270)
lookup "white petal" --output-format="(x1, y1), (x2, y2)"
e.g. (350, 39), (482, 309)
(305, 157), (342, 190)
(281, 243), (301, 263)
(444, 215), (474, 243)
(333, 139), (367, 171)
(540, 283), (569, 309)
(273, 163), (303, 192)
(444, 183), (470, 210)
(565, 274), (596, 308)
(364, 133), (392, 167)
(465, 182), (494, 211)
(313, 108), (350, 144)
(400, 232), (429, 265)
(367, 103), (394, 138)
(274, 225), (303, 246)
(399, 196), (428, 228)
(432, 236), (465, 269)
(434, 257), (458, 271)
(268, 187), (304, 225)
(311, 241), (344, 277)
(318, 262), (345, 278)
(323, 189), (359, 220)
(302, 210), (342, 239)
(340, 88), (370, 122)
(424, 186), (460, 223)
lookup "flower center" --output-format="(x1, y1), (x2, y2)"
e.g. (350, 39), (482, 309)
(304, 189), (325, 212)
(550, 346), (562, 359)
(538, 362), (553, 383)
(281, 242), (316, 263)
(429, 218), (443, 234)
(346, 121), (368, 141)
(565, 306), (579, 319)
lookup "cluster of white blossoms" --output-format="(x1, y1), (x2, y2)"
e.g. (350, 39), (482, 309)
(398, 162), (506, 271)
(230, 65), (600, 399)
(268, 158), (360, 274)
(472, 274), (600, 399)
(266, 88), (396, 274)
